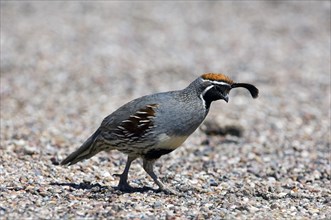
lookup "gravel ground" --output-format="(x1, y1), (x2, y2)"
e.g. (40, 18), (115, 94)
(1, 2), (330, 219)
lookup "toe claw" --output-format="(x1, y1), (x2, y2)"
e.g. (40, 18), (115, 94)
(158, 187), (177, 195)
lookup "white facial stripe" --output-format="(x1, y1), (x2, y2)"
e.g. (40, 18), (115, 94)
(211, 81), (230, 86)
(200, 85), (214, 109)
(202, 85), (214, 96)
(201, 78), (230, 86)
(200, 93), (206, 109)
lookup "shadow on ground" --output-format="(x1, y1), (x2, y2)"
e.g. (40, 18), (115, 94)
(50, 182), (157, 194)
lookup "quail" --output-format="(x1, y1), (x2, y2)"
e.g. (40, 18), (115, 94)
(61, 73), (259, 194)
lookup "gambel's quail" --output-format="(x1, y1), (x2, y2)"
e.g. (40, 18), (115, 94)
(61, 73), (259, 194)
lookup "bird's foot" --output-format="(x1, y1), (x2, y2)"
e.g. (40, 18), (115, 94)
(113, 173), (134, 192)
(117, 182), (135, 192)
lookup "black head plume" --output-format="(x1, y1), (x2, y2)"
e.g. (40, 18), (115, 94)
(231, 83), (259, 98)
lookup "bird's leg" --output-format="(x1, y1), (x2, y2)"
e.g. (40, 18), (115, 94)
(116, 155), (136, 191)
(143, 159), (176, 194)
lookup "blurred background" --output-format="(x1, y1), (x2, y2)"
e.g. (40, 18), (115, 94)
(1, 2), (329, 144)
(0, 1), (330, 218)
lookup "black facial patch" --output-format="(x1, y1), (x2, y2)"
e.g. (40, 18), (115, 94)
(202, 85), (230, 109)
(144, 149), (174, 160)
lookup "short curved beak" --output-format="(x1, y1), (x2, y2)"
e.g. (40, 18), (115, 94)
(223, 94), (229, 103)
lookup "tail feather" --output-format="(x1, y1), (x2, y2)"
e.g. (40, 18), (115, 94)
(61, 129), (102, 166)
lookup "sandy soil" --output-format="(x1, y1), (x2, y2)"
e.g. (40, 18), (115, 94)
(1, 2), (330, 219)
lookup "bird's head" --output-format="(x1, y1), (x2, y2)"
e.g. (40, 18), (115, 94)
(198, 73), (259, 108)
